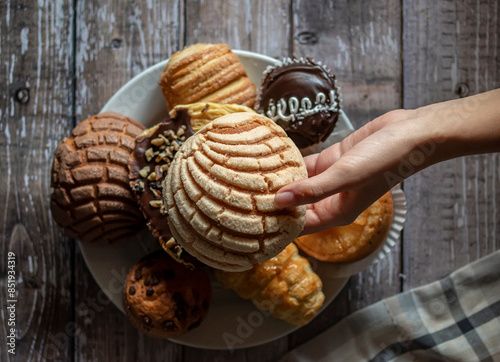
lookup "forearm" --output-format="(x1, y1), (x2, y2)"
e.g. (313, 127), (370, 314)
(275, 89), (500, 231)
(415, 88), (500, 163)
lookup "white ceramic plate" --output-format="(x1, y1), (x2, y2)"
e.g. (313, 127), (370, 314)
(78, 50), (402, 350)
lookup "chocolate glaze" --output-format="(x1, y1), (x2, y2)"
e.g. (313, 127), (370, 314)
(129, 109), (200, 267)
(258, 58), (340, 149)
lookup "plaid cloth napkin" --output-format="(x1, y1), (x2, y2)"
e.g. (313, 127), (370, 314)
(280, 250), (500, 362)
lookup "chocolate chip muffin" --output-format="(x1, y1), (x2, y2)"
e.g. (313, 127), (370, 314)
(123, 250), (211, 339)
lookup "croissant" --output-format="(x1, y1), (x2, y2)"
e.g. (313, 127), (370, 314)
(213, 243), (325, 326)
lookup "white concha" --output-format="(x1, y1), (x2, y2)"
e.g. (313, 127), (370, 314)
(163, 112), (307, 271)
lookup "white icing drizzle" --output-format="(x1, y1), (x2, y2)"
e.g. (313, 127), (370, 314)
(265, 89), (339, 123)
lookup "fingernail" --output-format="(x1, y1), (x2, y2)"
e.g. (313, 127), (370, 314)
(274, 191), (295, 207)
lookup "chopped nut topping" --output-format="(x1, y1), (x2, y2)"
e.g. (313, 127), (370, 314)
(177, 128), (185, 137)
(155, 152), (169, 163)
(155, 165), (162, 179)
(166, 130), (176, 139)
(147, 172), (157, 181)
(139, 166), (150, 178)
(145, 148), (154, 162)
(150, 188), (162, 199)
(165, 238), (176, 247)
(160, 134), (171, 144)
(160, 164), (170, 173)
(149, 200), (162, 208)
(151, 137), (164, 146)
(130, 180), (145, 192)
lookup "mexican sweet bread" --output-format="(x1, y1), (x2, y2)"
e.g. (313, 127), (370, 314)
(214, 243), (324, 326)
(159, 43), (256, 110)
(295, 192), (394, 263)
(163, 112), (307, 272)
(51, 112), (145, 243)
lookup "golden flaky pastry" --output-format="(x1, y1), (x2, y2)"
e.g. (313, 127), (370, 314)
(295, 192), (394, 263)
(214, 243), (324, 326)
(169, 102), (256, 132)
(159, 43), (257, 110)
(163, 112), (307, 272)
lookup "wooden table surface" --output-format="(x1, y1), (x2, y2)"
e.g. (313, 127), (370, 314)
(1, 1), (499, 361)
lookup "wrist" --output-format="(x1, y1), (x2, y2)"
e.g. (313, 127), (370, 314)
(413, 89), (500, 162)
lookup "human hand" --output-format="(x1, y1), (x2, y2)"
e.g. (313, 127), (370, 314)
(274, 89), (500, 235)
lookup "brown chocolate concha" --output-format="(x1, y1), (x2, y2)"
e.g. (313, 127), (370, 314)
(257, 57), (341, 149)
(129, 109), (199, 268)
(50, 112), (145, 244)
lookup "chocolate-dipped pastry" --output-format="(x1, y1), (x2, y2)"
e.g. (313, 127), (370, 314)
(257, 57), (341, 149)
(129, 109), (199, 268)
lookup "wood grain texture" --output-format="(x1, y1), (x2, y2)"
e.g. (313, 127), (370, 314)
(402, 1), (500, 288)
(72, 1), (183, 361)
(184, 0), (291, 57)
(289, 0), (403, 350)
(2, 0), (500, 361)
(0, 0), (75, 361)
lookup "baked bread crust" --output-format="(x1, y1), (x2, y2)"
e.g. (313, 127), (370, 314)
(123, 250), (211, 339)
(169, 102), (256, 132)
(159, 43), (256, 110)
(295, 192), (394, 263)
(214, 243), (325, 326)
(163, 112), (307, 272)
(50, 112), (145, 243)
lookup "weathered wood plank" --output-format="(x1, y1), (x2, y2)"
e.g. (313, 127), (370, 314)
(184, 0), (291, 57)
(0, 0), (75, 360)
(289, 0), (403, 350)
(402, 1), (500, 288)
(72, 1), (183, 361)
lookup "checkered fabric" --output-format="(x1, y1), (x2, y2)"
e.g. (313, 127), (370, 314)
(280, 250), (500, 362)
